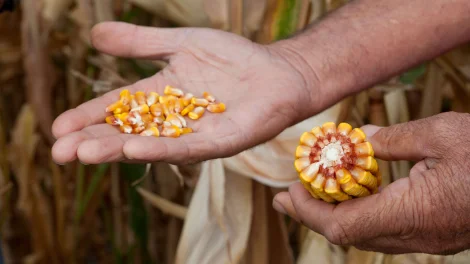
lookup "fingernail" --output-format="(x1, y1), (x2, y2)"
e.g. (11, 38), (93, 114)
(272, 199), (287, 214)
(361, 125), (383, 138)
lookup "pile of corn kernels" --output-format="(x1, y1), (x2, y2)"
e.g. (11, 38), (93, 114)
(104, 85), (226, 137)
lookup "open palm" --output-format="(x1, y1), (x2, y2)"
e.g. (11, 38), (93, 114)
(52, 22), (314, 165)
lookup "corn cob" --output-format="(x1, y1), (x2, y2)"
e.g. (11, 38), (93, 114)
(104, 88), (226, 138)
(294, 122), (381, 203)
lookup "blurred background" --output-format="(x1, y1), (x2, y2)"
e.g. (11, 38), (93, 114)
(0, 0), (469, 263)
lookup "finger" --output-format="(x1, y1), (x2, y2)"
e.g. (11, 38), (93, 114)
(76, 133), (137, 164)
(122, 132), (217, 164)
(361, 119), (437, 161)
(52, 72), (176, 139)
(272, 192), (299, 221)
(52, 124), (121, 164)
(91, 21), (188, 60)
(289, 181), (398, 245)
(288, 183), (336, 235)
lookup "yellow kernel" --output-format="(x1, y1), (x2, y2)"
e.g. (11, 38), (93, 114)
(188, 106), (205, 120)
(175, 99), (184, 113)
(135, 91), (147, 105)
(105, 115), (123, 126)
(349, 128), (366, 144)
(207, 103), (226, 113)
(181, 104), (195, 116)
(159, 95), (178, 105)
(150, 103), (163, 117)
(164, 85), (184, 97)
(166, 114), (183, 128)
(181, 128), (193, 134)
(161, 125), (181, 138)
(153, 116), (164, 125)
(322, 122), (336, 135)
(131, 104), (149, 115)
(190, 98), (209, 107)
(146, 92), (160, 105)
(113, 105), (130, 114)
(175, 113), (187, 127)
(182, 93), (194, 106)
(203, 92), (216, 102)
(105, 100), (123, 112)
(119, 89), (132, 105)
(311, 127), (325, 138)
(120, 124), (133, 134)
(140, 127), (160, 137)
(130, 95), (139, 109)
(337, 123), (353, 136)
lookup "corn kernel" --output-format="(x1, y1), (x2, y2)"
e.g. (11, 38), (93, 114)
(146, 92), (160, 105)
(181, 127), (193, 134)
(133, 125), (146, 134)
(105, 115), (123, 126)
(166, 114), (183, 128)
(164, 85), (184, 97)
(337, 123), (352, 136)
(355, 142), (374, 156)
(130, 95), (139, 109)
(140, 127), (160, 137)
(105, 101), (123, 113)
(325, 178), (351, 202)
(299, 132), (317, 147)
(203, 92), (216, 102)
(120, 124), (133, 134)
(207, 103), (226, 113)
(150, 103), (163, 117)
(191, 98), (209, 107)
(299, 162), (319, 182)
(135, 91), (147, 105)
(119, 89), (132, 105)
(113, 105), (130, 115)
(349, 128), (366, 144)
(159, 95), (178, 105)
(181, 104), (195, 116)
(175, 99), (184, 113)
(294, 157), (311, 172)
(131, 104), (149, 115)
(295, 145), (311, 158)
(188, 106), (205, 120)
(310, 174), (336, 203)
(322, 122), (337, 135)
(175, 113), (187, 127)
(161, 125), (181, 138)
(153, 116), (164, 125)
(311, 127), (325, 138)
(182, 93), (194, 106)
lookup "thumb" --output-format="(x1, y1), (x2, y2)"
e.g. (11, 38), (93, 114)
(361, 120), (436, 161)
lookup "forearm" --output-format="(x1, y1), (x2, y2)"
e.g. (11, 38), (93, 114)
(275, 0), (470, 114)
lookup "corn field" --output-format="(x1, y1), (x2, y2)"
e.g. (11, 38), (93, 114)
(0, 0), (469, 263)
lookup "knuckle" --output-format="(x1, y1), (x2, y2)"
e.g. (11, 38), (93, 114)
(324, 220), (350, 245)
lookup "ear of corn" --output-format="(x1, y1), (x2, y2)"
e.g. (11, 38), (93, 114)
(294, 122), (380, 203)
(104, 87), (226, 138)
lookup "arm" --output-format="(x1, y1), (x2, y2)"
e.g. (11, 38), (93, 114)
(273, 0), (470, 118)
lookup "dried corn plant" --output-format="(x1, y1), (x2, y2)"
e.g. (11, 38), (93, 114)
(0, 0), (469, 263)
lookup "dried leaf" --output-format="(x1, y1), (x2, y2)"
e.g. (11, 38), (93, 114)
(175, 160), (253, 264)
(21, 0), (57, 145)
(137, 187), (188, 219)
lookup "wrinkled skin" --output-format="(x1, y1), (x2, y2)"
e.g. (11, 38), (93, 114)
(273, 112), (470, 255)
(51, 22), (317, 165)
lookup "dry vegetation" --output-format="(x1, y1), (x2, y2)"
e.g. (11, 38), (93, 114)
(0, 0), (469, 263)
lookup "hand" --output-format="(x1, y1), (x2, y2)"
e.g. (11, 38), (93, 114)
(51, 21), (318, 165)
(273, 112), (470, 255)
